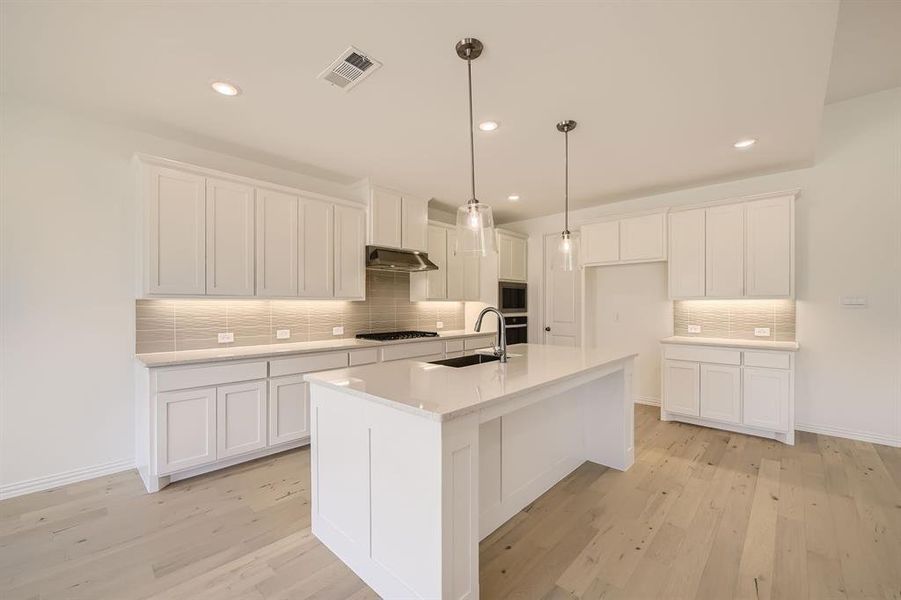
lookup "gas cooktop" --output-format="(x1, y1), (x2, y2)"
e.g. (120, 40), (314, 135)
(356, 331), (440, 342)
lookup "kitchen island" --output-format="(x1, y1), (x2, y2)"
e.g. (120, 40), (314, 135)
(305, 343), (636, 600)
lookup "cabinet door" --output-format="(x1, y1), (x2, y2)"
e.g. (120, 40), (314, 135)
(700, 364), (741, 424)
(146, 166), (206, 295)
(497, 233), (515, 280)
(581, 221), (619, 264)
(298, 198), (334, 298)
(663, 360), (700, 417)
(742, 367), (790, 432)
(255, 188), (298, 297)
(370, 188), (402, 248)
(157, 387), (216, 474)
(510, 236), (528, 282)
(705, 204), (744, 297)
(206, 177), (255, 296)
(620, 213), (666, 262)
(745, 196), (792, 297)
(425, 225), (447, 299)
(217, 380), (267, 459)
(402, 196), (429, 252)
(668, 209), (706, 299)
(334, 204), (366, 299)
(446, 229), (464, 300)
(463, 251), (481, 301)
(269, 375), (310, 445)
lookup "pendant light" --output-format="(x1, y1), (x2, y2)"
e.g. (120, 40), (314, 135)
(454, 38), (496, 256)
(555, 120), (579, 271)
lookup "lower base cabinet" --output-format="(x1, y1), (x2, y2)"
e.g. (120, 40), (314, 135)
(742, 367), (791, 432)
(157, 387), (217, 475)
(217, 381), (268, 459)
(662, 360), (700, 416)
(269, 375), (311, 445)
(699, 364), (742, 424)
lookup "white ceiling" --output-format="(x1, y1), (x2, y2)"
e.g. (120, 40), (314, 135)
(2, 0), (885, 223)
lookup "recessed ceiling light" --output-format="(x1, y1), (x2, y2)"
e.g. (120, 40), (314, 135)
(479, 121), (499, 131)
(507, 194), (520, 201)
(211, 81), (241, 96)
(733, 138), (757, 149)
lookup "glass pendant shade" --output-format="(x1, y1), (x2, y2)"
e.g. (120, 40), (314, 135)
(555, 231), (579, 272)
(456, 201), (497, 255)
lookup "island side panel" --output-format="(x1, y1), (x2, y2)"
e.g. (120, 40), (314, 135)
(310, 383), (449, 599)
(441, 412), (480, 600)
(582, 359), (634, 471)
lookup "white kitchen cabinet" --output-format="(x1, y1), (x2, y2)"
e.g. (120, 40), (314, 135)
(705, 203), (744, 298)
(425, 225), (448, 299)
(157, 387), (217, 475)
(668, 209), (706, 299)
(663, 360), (700, 417)
(269, 375), (310, 445)
(334, 204), (366, 299)
(146, 165), (206, 295)
(217, 380), (268, 459)
(369, 187), (403, 248)
(581, 220), (619, 265)
(402, 196), (429, 253)
(745, 195), (793, 297)
(497, 231), (528, 282)
(205, 177), (255, 296)
(446, 229), (464, 300)
(699, 364), (741, 424)
(742, 367), (791, 432)
(619, 213), (666, 262)
(299, 198), (334, 298)
(463, 251), (481, 301)
(255, 188), (299, 297)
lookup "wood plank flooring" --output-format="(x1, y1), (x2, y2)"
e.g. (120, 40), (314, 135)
(2, 405), (899, 599)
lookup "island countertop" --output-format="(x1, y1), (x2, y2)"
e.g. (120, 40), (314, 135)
(304, 343), (636, 421)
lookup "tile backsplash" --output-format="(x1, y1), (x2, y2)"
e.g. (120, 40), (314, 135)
(136, 271), (465, 354)
(673, 299), (796, 342)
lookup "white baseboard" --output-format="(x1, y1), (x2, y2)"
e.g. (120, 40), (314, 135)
(634, 396), (661, 407)
(795, 422), (900, 448)
(0, 458), (135, 501)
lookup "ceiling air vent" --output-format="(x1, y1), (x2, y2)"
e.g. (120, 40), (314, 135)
(317, 46), (382, 91)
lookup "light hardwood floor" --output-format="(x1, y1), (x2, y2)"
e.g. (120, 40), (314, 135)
(2, 405), (900, 599)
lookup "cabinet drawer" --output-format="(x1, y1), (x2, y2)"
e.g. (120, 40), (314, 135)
(157, 361), (267, 392)
(464, 336), (495, 350)
(445, 339), (465, 353)
(269, 352), (348, 377)
(743, 351), (791, 369)
(349, 348), (379, 366)
(662, 345), (741, 366)
(381, 340), (445, 362)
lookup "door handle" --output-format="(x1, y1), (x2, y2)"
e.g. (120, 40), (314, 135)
(544, 326), (551, 332)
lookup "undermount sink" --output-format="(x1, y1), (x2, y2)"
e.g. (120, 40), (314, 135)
(429, 353), (501, 368)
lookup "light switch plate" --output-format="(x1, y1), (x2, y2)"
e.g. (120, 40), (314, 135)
(332, 326), (344, 336)
(436, 321), (444, 330)
(276, 329), (290, 340)
(218, 332), (234, 344)
(754, 327), (771, 337)
(687, 324), (701, 334)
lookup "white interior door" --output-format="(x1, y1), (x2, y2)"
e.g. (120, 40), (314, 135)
(543, 233), (581, 346)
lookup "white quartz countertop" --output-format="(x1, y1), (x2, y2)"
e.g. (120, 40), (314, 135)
(661, 336), (800, 351)
(304, 343), (636, 422)
(135, 330), (496, 368)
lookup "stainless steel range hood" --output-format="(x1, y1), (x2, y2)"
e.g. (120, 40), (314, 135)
(365, 246), (439, 273)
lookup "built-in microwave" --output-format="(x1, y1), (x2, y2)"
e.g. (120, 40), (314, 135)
(498, 281), (527, 313)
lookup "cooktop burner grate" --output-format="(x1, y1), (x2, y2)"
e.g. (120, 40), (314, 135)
(356, 331), (440, 341)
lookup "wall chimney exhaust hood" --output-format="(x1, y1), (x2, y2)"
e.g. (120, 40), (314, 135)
(366, 246), (439, 273)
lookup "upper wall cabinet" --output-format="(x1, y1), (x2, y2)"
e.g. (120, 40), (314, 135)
(581, 211), (667, 266)
(497, 230), (528, 282)
(146, 166), (206, 295)
(368, 185), (428, 253)
(206, 177), (255, 296)
(140, 157), (366, 300)
(668, 192), (795, 300)
(410, 222), (482, 301)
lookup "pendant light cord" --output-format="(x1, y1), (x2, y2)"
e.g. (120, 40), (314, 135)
(564, 128), (569, 233)
(467, 54), (476, 202)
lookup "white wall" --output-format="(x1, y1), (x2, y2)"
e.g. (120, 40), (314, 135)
(0, 98), (361, 493)
(505, 86), (901, 446)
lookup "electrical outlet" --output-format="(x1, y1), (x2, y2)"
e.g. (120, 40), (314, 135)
(687, 324), (701, 334)
(332, 326), (344, 336)
(276, 329), (290, 340)
(436, 321), (444, 330)
(754, 327), (771, 337)
(218, 332), (234, 344)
